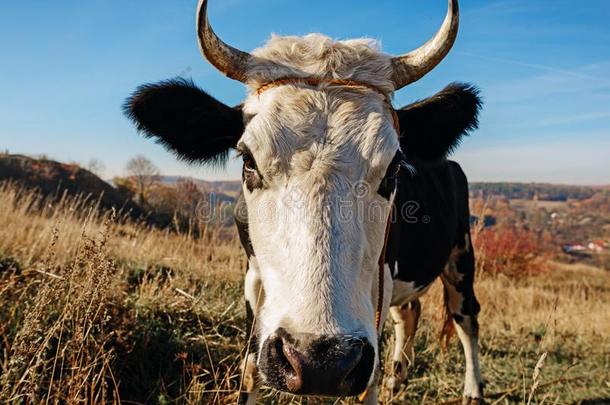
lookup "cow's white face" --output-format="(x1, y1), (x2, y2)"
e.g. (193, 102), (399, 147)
(241, 87), (398, 329)
(241, 89), (398, 394)
(235, 37), (401, 395)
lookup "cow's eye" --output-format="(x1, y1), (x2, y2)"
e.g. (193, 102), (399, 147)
(378, 167), (398, 200)
(242, 153), (263, 191)
(243, 153), (256, 173)
(378, 152), (405, 200)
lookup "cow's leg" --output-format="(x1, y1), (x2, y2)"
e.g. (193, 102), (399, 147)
(239, 259), (264, 405)
(442, 237), (483, 404)
(387, 299), (421, 391)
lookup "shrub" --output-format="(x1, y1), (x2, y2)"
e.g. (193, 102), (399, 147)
(472, 225), (547, 277)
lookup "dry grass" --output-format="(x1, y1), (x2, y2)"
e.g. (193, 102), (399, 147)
(0, 182), (609, 404)
(0, 182), (245, 282)
(0, 183), (245, 404)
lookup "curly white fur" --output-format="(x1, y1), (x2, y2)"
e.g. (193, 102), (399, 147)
(245, 34), (396, 94)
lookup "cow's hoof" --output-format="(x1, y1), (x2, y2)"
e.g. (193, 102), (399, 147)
(387, 376), (399, 393)
(387, 361), (410, 392)
(240, 353), (259, 392)
(387, 375), (409, 393)
(462, 397), (485, 405)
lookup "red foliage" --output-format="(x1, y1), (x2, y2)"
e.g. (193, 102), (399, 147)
(472, 226), (547, 277)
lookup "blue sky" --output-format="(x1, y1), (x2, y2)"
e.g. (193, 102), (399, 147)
(0, 0), (609, 184)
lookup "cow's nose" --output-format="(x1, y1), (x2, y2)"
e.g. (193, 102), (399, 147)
(260, 329), (375, 396)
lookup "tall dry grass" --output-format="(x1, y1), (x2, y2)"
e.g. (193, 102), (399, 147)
(0, 182), (246, 403)
(1, 211), (118, 403)
(0, 182), (608, 404)
(0, 181), (244, 281)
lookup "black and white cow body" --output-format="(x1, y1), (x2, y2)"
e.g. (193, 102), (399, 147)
(385, 158), (483, 397)
(125, 0), (484, 403)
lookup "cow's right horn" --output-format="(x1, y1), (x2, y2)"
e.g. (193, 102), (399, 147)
(196, 0), (251, 82)
(390, 0), (459, 90)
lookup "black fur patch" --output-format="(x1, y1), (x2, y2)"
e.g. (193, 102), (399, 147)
(396, 83), (482, 161)
(123, 78), (244, 166)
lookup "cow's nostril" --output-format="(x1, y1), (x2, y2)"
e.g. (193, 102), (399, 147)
(281, 339), (306, 392)
(260, 331), (376, 396)
(265, 333), (305, 392)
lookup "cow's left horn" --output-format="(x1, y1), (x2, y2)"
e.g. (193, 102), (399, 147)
(391, 0), (459, 90)
(196, 0), (251, 82)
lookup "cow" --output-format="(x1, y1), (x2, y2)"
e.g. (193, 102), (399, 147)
(124, 0), (483, 403)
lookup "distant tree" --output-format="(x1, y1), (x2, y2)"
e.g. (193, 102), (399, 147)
(85, 158), (106, 178)
(469, 182), (595, 201)
(147, 183), (180, 227)
(125, 155), (161, 205)
(113, 177), (137, 200)
(176, 180), (204, 219)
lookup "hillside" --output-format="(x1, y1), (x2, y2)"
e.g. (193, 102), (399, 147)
(469, 182), (599, 201)
(0, 154), (240, 230)
(161, 176), (241, 201)
(0, 154), (146, 219)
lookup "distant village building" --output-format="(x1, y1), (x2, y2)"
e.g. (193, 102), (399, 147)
(563, 241), (606, 256)
(563, 244), (587, 254)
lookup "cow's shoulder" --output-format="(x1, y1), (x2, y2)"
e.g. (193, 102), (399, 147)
(387, 159), (470, 288)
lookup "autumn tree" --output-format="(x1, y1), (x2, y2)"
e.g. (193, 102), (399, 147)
(125, 155), (160, 206)
(176, 180), (204, 219)
(85, 158), (106, 178)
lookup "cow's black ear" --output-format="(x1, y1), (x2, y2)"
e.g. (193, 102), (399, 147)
(396, 83), (482, 161)
(123, 78), (244, 166)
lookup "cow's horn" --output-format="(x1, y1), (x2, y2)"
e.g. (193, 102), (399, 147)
(196, 0), (250, 82)
(391, 0), (459, 90)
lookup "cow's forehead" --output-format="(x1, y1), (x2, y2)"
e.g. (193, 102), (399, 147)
(241, 86), (399, 183)
(244, 34), (396, 94)
(237, 34), (400, 183)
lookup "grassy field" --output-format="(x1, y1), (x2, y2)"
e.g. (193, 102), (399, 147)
(0, 182), (609, 404)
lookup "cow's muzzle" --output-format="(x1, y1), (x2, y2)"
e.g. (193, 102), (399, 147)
(259, 328), (375, 397)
